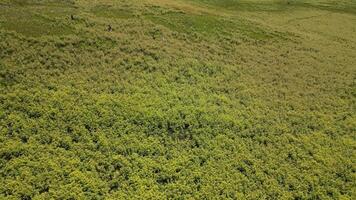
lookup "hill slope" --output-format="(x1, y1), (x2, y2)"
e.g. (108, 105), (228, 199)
(0, 0), (355, 199)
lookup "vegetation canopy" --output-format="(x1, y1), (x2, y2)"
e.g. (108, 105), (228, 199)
(0, 0), (355, 199)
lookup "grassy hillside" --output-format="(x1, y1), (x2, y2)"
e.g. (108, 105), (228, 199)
(0, 0), (355, 199)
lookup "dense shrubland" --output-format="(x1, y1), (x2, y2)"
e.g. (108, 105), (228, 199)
(0, 0), (355, 199)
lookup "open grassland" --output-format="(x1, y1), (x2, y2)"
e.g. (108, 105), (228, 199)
(0, 0), (355, 199)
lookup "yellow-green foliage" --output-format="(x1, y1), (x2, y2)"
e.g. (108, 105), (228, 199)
(0, 0), (355, 199)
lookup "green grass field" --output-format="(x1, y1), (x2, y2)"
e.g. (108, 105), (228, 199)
(0, 0), (355, 199)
